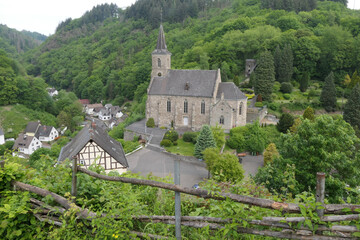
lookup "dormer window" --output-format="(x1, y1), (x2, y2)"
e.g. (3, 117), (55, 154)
(184, 82), (190, 90)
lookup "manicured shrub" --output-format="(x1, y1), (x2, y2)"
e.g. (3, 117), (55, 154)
(173, 141), (178, 146)
(146, 118), (155, 128)
(163, 129), (179, 143)
(182, 132), (198, 144)
(280, 82), (293, 93)
(160, 139), (172, 147)
(283, 93), (291, 100)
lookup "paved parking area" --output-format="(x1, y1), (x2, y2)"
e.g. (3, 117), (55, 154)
(127, 148), (208, 188)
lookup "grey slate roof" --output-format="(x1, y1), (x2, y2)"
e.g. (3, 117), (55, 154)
(216, 82), (247, 100)
(58, 125), (129, 168)
(36, 125), (54, 138)
(13, 133), (34, 149)
(0, 128), (3, 135)
(152, 24), (171, 55)
(148, 69), (218, 98)
(25, 121), (41, 134)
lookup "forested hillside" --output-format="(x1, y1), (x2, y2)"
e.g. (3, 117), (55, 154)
(21, 0), (360, 108)
(0, 25), (46, 58)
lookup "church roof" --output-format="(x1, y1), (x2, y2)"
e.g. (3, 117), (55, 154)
(216, 82), (247, 100)
(148, 69), (218, 98)
(58, 124), (128, 168)
(152, 24), (171, 55)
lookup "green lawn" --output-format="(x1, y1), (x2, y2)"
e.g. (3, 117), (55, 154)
(164, 139), (195, 156)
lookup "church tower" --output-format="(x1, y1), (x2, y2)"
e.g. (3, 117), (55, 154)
(151, 25), (171, 79)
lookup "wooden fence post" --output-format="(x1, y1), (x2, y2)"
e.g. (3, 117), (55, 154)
(71, 157), (77, 198)
(316, 172), (325, 217)
(174, 157), (181, 240)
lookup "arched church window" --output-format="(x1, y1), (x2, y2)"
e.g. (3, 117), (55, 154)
(158, 58), (161, 67)
(184, 99), (188, 113)
(220, 116), (224, 125)
(167, 99), (171, 112)
(201, 100), (205, 114)
(239, 102), (243, 115)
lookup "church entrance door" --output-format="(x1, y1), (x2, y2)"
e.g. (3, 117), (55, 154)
(183, 117), (188, 126)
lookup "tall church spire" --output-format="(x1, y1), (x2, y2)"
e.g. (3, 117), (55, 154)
(151, 24), (171, 78)
(153, 24), (170, 54)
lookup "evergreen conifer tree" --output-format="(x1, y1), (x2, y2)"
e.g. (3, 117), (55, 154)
(254, 51), (275, 101)
(320, 72), (337, 112)
(299, 72), (310, 92)
(194, 125), (216, 159)
(303, 106), (315, 121)
(277, 113), (295, 133)
(274, 45), (281, 81)
(280, 44), (293, 83)
(343, 84), (360, 129)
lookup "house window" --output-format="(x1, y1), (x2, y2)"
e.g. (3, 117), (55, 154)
(239, 102), (243, 115)
(184, 100), (188, 113)
(201, 101), (205, 114)
(158, 58), (161, 67)
(167, 99), (171, 112)
(220, 116), (224, 125)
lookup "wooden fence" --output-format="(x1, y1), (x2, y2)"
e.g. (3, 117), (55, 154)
(1, 159), (360, 239)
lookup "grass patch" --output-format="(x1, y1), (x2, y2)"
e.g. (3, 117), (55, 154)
(164, 139), (195, 156)
(0, 105), (57, 138)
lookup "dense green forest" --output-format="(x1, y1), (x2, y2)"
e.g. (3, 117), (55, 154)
(2, 0), (360, 239)
(18, 0), (360, 107)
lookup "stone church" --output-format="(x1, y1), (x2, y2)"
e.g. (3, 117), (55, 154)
(146, 25), (247, 131)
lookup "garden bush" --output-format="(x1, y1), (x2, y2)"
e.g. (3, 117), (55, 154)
(163, 129), (179, 143)
(160, 139), (172, 147)
(146, 118), (155, 128)
(283, 93), (291, 100)
(280, 82), (293, 93)
(182, 132), (198, 144)
(255, 102), (263, 107)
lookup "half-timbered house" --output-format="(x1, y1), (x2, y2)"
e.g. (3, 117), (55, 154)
(58, 124), (129, 174)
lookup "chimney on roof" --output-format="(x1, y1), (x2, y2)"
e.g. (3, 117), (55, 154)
(91, 121), (96, 130)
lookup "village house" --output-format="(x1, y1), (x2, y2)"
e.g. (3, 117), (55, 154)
(58, 123), (129, 174)
(35, 125), (59, 142)
(13, 133), (42, 157)
(25, 121), (41, 137)
(47, 88), (58, 97)
(85, 103), (103, 115)
(146, 25), (247, 131)
(0, 128), (4, 145)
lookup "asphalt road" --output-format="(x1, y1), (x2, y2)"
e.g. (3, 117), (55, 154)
(127, 148), (208, 188)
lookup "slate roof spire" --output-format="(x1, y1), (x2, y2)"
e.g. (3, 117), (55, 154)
(153, 24), (171, 55)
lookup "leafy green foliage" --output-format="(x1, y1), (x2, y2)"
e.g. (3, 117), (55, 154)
(163, 129), (179, 143)
(299, 72), (310, 92)
(203, 148), (244, 183)
(194, 125), (216, 159)
(320, 72), (337, 112)
(146, 117), (155, 128)
(263, 143), (279, 165)
(160, 139), (172, 147)
(182, 131), (198, 144)
(280, 82), (293, 93)
(211, 124), (225, 150)
(258, 115), (360, 202)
